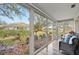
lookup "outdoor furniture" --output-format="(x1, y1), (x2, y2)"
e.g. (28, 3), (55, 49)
(59, 38), (79, 55)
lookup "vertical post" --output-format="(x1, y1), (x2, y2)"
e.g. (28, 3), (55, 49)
(51, 21), (54, 54)
(45, 18), (49, 55)
(53, 22), (56, 40)
(74, 18), (76, 32)
(74, 16), (79, 33)
(55, 21), (58, 40)
(52, 21), (54, 40)
(63, 22), (65, 34)
(29, 9), (34, 55)
(56, 21), (58, 40)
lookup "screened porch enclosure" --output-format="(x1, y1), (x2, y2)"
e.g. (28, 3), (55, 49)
(0, 3), (78, 55)
(0, 3), (56, 55)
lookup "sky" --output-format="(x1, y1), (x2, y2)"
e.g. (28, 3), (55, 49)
(0, 14), (29, 24)
(0, 4), (30, 24)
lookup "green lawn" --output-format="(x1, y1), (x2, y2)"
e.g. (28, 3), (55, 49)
(0, 29), (30, 46)
(0, 39), (16, 46)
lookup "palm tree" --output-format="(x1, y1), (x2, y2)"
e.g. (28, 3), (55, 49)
(34, 15), (52, 32)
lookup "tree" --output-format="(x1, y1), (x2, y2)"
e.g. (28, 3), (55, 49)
(0, 4), (26, 20)
(34, 14), (52, 32)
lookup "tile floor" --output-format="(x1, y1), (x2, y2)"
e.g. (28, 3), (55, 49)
(37, 40), (63, 55)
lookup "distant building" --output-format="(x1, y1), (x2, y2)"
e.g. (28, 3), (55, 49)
(0, 22), (29, 30)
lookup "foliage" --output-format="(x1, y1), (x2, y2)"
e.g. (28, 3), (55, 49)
(0, 30), (18, 37)
(0, 29), (29, 38)
(0, 4), (26, 20)
(0, 39), (15, 46)
(34, 13), (52, 33)
(0, 29), (30, 46)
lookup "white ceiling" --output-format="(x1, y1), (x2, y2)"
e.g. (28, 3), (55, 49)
(33, 3), (79, 20)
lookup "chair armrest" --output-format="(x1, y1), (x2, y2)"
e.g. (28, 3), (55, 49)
(59, 41), (76, 51)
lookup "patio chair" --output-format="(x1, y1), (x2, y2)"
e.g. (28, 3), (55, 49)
(59, 38), (79, 55)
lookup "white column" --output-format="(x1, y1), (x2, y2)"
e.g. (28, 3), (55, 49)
(74, 16), (79, 33)
(53, 21), (58, 40)
(74, 18), (76, 32)
(45, 19), (49, 55)
(56, 21), (58, 40)
(52, 22), (54, 40)
(53, 23), (55, 40)
(29, 9), (34, 55)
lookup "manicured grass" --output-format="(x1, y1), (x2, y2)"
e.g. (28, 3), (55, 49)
(0, 29), (30, 46)
(0, 29), (52, 46)
(0, 29), (29, 37)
